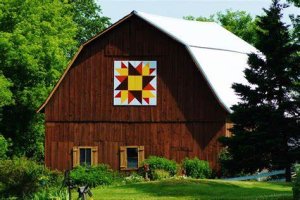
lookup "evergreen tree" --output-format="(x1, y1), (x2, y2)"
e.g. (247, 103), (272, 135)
(219, 0), (300, 181)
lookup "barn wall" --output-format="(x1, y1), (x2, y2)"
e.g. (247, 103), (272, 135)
(45, 16), (227, 122)
(44, 15), (228, 171)
(45, 122), (225, 171)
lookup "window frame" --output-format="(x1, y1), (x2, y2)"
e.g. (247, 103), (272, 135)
(120, 145), (144, 171)
(72, 146), (98, 168)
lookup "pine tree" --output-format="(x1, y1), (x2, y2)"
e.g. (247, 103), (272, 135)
(219, 0), (300, 181)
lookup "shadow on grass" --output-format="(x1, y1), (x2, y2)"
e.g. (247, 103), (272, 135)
(109, 179), (292, 200)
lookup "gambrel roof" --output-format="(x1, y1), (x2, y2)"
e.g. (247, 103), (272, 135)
(135, 11), (259, 112)
(37, 11), (259, 113)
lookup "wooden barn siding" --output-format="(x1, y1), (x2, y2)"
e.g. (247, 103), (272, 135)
(45, 122), (225, 171)
(45, 16), (227, 122)
(44, 16), (228, 171)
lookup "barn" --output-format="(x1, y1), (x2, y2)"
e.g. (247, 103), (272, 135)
(37, 11), (257, 171)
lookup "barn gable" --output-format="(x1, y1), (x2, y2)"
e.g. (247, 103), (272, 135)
(37, 11), (257, 114)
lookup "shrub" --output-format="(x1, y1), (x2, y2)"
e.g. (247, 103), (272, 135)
(218, 148), (234, 177)
(70, 164), (121, 187)
(294, 164), (300, 200)
(152, 169), (170, 180)
(182, 157), (212, 179)
(124, 173), (144, 184)
(0, 157), (62, 198)
(142, 156), (177, 179)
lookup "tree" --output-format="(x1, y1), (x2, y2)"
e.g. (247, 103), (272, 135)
(184, 10), (257, 45)
(70, 0), (111, 45)
(219, 0), (300, 181)
(0, 0), (110, 161)
(0, 0), (78, 160)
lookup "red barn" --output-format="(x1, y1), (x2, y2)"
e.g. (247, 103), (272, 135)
(38, 11), (257, 171)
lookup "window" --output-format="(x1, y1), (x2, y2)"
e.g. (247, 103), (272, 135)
(120, 146), (144, 170)
(72, 146), (98, 168)
(80, 148), (91, 166)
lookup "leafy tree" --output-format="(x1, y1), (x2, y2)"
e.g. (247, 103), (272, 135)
(0, 0), (110, 161)
(0, 0), (78, 160)
(184, 10), (257, 45)
(219, 0), (300, 181)
(70, 0), (111, 45)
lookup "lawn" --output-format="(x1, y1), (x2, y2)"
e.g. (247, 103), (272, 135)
(82, 179), (293, 200)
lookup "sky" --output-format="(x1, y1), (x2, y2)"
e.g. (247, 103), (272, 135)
(97, 0), (299, 24)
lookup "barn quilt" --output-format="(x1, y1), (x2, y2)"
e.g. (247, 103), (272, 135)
(114, 61), (157, 105)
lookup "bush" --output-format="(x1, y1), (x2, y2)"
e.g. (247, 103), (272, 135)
(70, 164), (121, 187)
(294, 164), (300, 200)
(142, 156), (177, 179)
(182, 157), (211, 179)
(0, 157), (62, 198)
(124, 173), (144, 184)
(152, 169), (170, 180)
(218, 148), (234, 177)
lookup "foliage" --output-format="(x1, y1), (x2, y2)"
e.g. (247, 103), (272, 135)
(182, 157), (211, 179)
(0, 157), (62, 198)
(219, 0), (300, 180)
(294, 164), (300, 200)
(124, 173), (144, 184)
(0, 73), (13, 108)
(69, 0), (111, 45)
(0, 134), (10, 159)
(70, 164), (121, 187)
(142, 156), (178, 179)
(218, 148), (234, 177)
(184, 9), (257, 45)
(152, 169), (170, 180)
(0, 0), (110, 161)
(31, 188), (69, 200)
(88, 179), (292, 200)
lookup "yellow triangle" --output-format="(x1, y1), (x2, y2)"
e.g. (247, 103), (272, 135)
(142, 90), (155, 98)
(116, 68), (128, 76)
(121, 91), (128, 103)
(142, 63), (150, 75)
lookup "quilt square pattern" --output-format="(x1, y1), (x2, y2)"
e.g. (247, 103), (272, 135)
(114, 61), (157, 105)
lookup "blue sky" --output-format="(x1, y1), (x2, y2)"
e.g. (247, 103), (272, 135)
(97, 0), (299, 23)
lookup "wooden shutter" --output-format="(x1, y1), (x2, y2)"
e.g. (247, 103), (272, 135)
(120, 146), (127, 170)
(72, 146), (79, 168)
(138, 146), (145, 168)
(92, 146), (98, 165)
(225, 122), (233, 137)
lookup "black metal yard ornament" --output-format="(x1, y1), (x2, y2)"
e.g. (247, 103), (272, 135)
(63, 170), (76, 200)
(144, 163), (150, 180)
(78, 185), (93, 200)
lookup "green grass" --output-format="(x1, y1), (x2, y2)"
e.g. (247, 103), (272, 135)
(76, 179), (293, 200)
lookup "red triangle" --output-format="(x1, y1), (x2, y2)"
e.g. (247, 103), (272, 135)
(136, 62), (143, 74)
(128, 92), (135, 103)
(144, 83), (155, 90)
(116, 76), (127, 82)
(143, 98), (149, 104)
(121, 62), (127, 68)
(149, 68), (155, 75)
(115, 92), (121, 98)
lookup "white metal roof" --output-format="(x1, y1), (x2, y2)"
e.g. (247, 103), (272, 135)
(135, 11), (259, 112)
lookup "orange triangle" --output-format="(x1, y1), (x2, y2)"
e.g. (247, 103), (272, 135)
(128, 92), (135, 103)
(143, 98), (149, 104)
(115, 92), (121, 98)
(136, 62), (143, 74)
(149, 68), (155, 75)
(116, 76), (127, 82)
(144, 83), (155, 90)
(121, 62), (127, 68)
